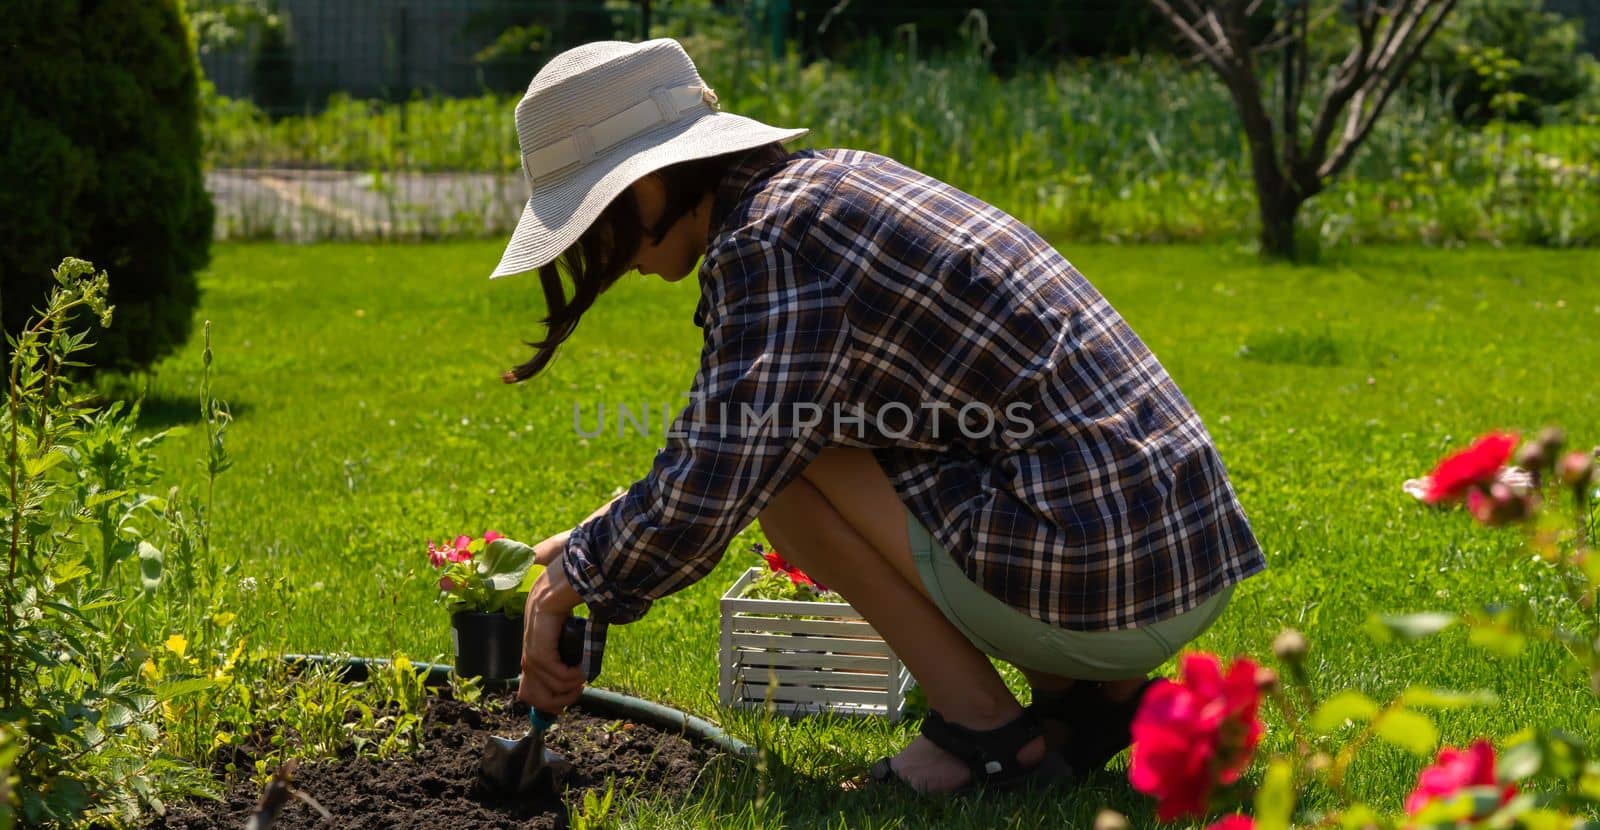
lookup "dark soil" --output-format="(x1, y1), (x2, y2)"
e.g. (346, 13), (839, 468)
(146, 691), (716, 829)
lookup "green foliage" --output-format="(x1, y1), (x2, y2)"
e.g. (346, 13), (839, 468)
(248, 18), (296, 117)
(0, 0), (214, 374)
(0, 723), (15, 830)
(1420, 0), (1592, 125)
(787, 0), (1172, 66)
(185, 0), (280, 55)
(461, 0), (630, 94)
(570, 778), (619, 830)
(0, 256), (465, 826)
(0, 258), (220, 826)
(199, 44), (1600, 249)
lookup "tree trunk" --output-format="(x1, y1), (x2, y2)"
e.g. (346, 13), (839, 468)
(1256, 184), (1302, 260)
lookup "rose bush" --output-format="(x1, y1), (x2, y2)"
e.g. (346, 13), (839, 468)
(1114, 428), (1599, 830)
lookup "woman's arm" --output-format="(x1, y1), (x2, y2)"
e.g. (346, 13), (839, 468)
(553, 237), (853, 683)
(532, 491), (627, 567)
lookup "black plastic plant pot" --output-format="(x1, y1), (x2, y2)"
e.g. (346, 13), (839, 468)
(450, 610), (523, 680)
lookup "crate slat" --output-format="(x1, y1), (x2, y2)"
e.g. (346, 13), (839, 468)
(734, 682), (892, 707)
(736, 666), (891, 690)
(730, 649), (892, 672)
(731, 631), (892, 656)
(722, 597), (864, 619)
(745, 700), (890, 718)
(729, 616), (881, 638)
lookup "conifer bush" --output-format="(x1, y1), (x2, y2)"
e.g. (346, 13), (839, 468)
(0, 0), (214, 372)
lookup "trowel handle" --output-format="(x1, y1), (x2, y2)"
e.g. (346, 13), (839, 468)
(529, 616), (588, 733)
(556, 615), (586, 668)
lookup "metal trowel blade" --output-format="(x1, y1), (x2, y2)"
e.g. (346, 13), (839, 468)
(480, 731), (573, 794)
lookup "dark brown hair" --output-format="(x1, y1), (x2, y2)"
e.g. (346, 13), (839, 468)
(503, 145), (771, 384)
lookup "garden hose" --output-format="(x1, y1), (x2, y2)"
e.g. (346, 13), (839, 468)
(280, 654), (754, 759)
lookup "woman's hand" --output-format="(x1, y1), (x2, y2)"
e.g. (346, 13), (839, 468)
(518, 493), (625, 711)
(518, 546), (586, 713)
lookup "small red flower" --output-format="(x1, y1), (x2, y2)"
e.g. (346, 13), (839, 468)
(1466, 482), (1536, 526)
(761, 550), (828, 593)
(1206, 817), (1254, 830)
(446, 534), (473, 563)
(1423, 432), (1518, 504)
(484, 529), (504, 544)
(1405, 739), (1515, 817)
(1129, 652), (1266, 821)
(427, 541), (446, 569)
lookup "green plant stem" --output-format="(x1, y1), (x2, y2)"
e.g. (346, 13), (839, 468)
(3, 338), (20, 710)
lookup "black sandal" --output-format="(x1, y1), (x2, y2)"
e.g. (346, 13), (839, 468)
(1026, 677), (1158, 775)
(867, 708), (1073, 795)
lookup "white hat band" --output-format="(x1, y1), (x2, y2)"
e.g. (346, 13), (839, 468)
(521, 84), (719, 184)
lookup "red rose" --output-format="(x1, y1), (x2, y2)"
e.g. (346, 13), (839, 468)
(1423, 432), (1518, 504)
(1129, 653), (1265, 821)
(1404, 739), (1515, 817)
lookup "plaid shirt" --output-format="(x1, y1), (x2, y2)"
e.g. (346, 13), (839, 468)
(559, 144), (1266, 681)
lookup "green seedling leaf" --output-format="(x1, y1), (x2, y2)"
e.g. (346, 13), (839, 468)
(1311, 690), (1379, 734)
(156, 677), (217, 702)
(1254, 758), (1295, 830)
(1370, 612), (1458, 641)
(1400, 687), (1498, 710)
(1375, 708), (1439, 756)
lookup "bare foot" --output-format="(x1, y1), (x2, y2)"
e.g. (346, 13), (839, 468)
(882, 733), (1047, 794)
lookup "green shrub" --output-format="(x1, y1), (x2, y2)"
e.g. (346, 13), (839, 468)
(1421, 0), (1590, 124)
(0, 0), (214, 373)
(249, 17), (296, 117)
(788, 0), (1174, 66)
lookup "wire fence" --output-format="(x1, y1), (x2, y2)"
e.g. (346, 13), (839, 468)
(199, 1), (1600, 247)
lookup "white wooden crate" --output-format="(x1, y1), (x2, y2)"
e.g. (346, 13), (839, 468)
(719, 567), (916, 722)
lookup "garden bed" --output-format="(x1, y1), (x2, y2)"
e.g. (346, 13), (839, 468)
(146, 690), (717, 829)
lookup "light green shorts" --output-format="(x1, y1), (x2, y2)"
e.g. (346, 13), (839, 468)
(908, 512), (1234, 681)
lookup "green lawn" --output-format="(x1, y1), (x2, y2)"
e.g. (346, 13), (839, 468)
(137, 240), (1600, 827)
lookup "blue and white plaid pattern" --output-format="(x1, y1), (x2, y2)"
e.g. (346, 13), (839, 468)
(559, 144), (1266, 680)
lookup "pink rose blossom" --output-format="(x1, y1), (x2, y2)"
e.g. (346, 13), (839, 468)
(1129, 652), (1266, 821)
(427, 541), (446, 569)
(1405, 739), (1515, 817)
(484, 530), (503, 544)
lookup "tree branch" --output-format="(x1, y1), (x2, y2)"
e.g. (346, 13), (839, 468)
(1148, 0), (1232, 74)
(1319, 0), (1458, 181)
(1299, 2), (1384, 186)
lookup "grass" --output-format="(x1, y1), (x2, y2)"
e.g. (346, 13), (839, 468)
(131, 240), (1600, 827)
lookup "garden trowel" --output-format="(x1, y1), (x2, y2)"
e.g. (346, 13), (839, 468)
(479, 616), (587, 795)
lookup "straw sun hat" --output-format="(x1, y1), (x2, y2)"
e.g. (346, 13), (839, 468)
(489, 38), (809, 279)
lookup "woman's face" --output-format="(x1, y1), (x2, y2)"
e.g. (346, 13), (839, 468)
(626, 174), (712, 283)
